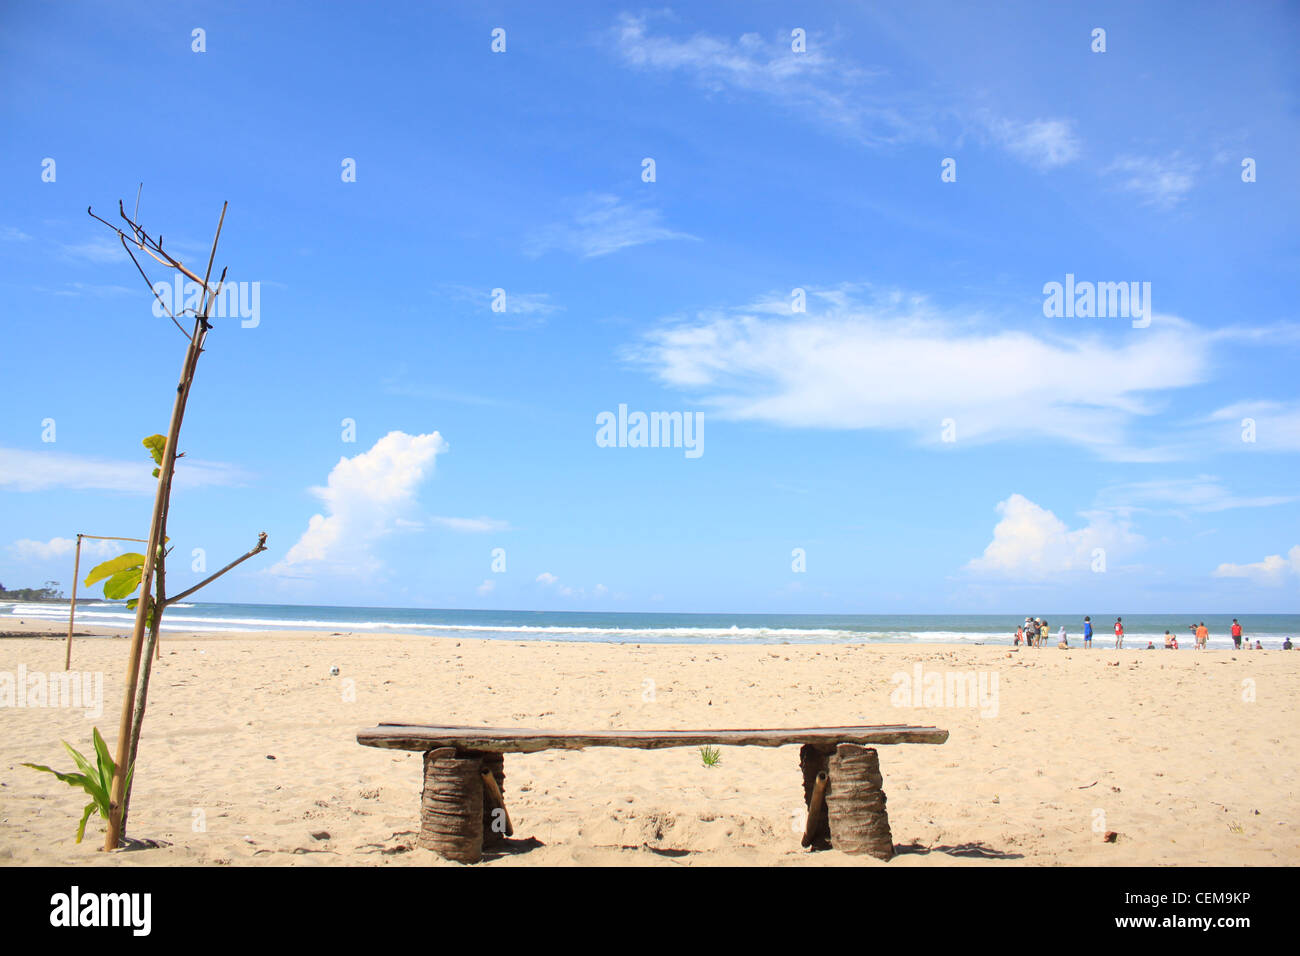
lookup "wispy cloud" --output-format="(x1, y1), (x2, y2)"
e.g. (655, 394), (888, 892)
(436, 283), (563, 329)
(1205, 400), (1300, 452)
(981, 115), (1080, 169)
(525, 193), (695, 258)
(7, 536), (122, 562)
(427, 516), (511, 533)
(1094, 476), (1297, 516)
(1105, 152), (1198, 208)
(610, 14), (1079, 170)
(629, 286), (1214, 459)
(0, 447), (249, 493)
(59, 235), (129, 263)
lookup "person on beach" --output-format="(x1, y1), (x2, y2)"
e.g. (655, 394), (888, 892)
(1058, 624), (1067, 647)
(1195, 621), (1209, 650)
(1231, 619), (1243, 649)
(1254, 640), (1263, 650)
(1083, 615), (1093, 648)
(1284, 637), (1293, 650)
(1146, 640), (1156, 649)
(1015, 624), (1024, 646)
(1114, 617), (1125, 649)
(1039, 619), (1050, 648)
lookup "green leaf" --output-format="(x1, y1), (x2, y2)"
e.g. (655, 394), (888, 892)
(22, 763), (89, 789)
(142, 434), (166, 466)
(63, 740), (98, 784)
(76, 803), (95, 843)
(102, 567), (143, 601)
(92, 728), (115, 785)
(84, 553), (145, 588)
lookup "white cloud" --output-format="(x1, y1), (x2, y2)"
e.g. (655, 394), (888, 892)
(270, 431), (448, 577)
(1213, 546), (1300, 584)
(630, 288), (1211, 458)
(7, 537), (123, 562)
(1094, 476), (1297, 515)
(536, 572), (559, 586)
(525, 194), (695, 258)
(429, 516), (511, 533)
(966, 494), (1143, 579)
(1206, 400), (1300, 452)
(476, 579), (496, 595)
(1105, 153), (1198, 208)
(60, 236), (129, 263)
(983, 116), (1080, 169)
(610, 13), (925, 148)
(0, 447), (249, 493)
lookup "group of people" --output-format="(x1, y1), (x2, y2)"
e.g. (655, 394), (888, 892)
(1013, 616), (1294, 651)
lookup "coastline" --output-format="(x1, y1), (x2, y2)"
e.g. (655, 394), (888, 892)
(2, 619), (1296, 866)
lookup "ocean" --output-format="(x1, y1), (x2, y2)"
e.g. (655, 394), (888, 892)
(4, 602), (1297, 648)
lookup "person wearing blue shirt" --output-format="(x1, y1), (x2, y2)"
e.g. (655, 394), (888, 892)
(1083, 616), (1093, 649)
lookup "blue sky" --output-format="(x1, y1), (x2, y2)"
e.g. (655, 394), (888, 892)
(1, 1), (1298, 613)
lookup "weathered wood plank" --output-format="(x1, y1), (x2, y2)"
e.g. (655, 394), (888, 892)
(357, 723), (949, 753)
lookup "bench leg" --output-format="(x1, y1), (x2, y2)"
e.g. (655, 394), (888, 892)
(825, 743), (894, 860)
(418, 747), (484, 863)
(480, 753), (514, 843)
(799, 744), (832, 847)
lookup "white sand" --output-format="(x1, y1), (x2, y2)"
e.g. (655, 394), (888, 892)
(1, 621), (1296, 866)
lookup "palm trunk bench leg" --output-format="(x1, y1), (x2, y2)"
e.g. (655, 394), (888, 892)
(825, 743), (894, 860)
(480, 752), (513, 843)
(799, 744), (832, 848)
(418, 747), (484, 863)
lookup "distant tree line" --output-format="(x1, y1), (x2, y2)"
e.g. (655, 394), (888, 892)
(0, 580), (65, 602)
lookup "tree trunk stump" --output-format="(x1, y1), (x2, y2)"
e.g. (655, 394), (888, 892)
(418, 747), (484, 863)
(825, 743), (894, 860)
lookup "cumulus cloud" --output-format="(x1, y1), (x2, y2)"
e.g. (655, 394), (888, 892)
(965, 493), (1143, 579)
(8, 537), (122, 562)
(1213, 546), (1300, 584)
(270, 431), (448, 577)
(536, 572), (559, 586)
(629, 288), (1211, 459)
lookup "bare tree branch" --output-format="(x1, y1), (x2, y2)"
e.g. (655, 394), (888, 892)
(164, 532), (268, 607)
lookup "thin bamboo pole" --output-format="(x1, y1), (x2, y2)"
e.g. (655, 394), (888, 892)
(64, 536), (81, 671)
(64, 534), (147, 670)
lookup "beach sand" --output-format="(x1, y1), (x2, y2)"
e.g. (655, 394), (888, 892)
(1, 620), (1296, 866)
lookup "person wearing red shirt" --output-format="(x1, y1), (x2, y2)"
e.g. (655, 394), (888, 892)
(1231, 619), (1243, 649)
(1114, 617), (1124, 649)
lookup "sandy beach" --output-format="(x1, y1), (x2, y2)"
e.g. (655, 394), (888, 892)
(1, 620), (1296, 867)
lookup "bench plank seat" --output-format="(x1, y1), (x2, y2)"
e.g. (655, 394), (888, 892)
(357, 722), (949, 754)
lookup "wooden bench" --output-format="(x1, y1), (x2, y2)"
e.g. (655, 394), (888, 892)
(357, 723), (948, 863)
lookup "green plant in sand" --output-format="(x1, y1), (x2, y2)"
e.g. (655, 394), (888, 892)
(700, 744), (722, 768)
(23, 728), (134, 844)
